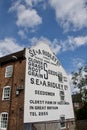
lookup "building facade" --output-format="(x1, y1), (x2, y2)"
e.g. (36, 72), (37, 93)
(0, 50), (25, 130)
(0, 43), (75, 130)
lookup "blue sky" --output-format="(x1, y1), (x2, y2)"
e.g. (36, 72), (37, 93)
(0, 0), (87, 74)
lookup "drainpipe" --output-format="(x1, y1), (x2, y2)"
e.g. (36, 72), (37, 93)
(7, 55), (17, 130)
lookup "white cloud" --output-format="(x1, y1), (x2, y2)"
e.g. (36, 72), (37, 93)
(61, 35), (87, 51)
(16, 5), (42, 28)
(29, 37), (40, 46)
(25, 0), (43, 7)
(29, 37), (61, 54)
(25, 0), (33, 7)
(2, 35), (86, 58)
(0, 38), (23, 57)
(9, 2), (42, 29)
(25, 0), (47, 10)
(9, 0), (20, 12)
(51, 39), (61, 54)
(73, 36), (87, 46)
(72, 58), (85, 69)
(29, 35), (87, 55)
(49, 0), (87, 31)
(18, 30), (27, 39)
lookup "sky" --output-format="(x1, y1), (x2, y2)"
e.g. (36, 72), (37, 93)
(0, 0), (87, 74)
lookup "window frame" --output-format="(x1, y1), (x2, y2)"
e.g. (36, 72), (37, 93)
(0, 112), (8, 130)
(5, 65), (13, 78)
(2, 86), (11, 101)
(60, 115), (66, 129)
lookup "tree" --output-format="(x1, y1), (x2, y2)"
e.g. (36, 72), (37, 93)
(72, 65), (87, 103)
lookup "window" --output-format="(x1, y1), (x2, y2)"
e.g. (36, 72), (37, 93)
(5, 65), (13, 78)
(60, 115), (66, 129)
(2, 86), (11, 100)
(0, 112), (8, 129)
(58, 73), (63, 82)
(60, 91), (65, 101)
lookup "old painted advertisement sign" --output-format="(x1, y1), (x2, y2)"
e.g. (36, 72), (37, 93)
(24, 42), (74, 123)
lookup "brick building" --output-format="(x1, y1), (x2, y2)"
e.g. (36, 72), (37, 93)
(0, 43), (75, 130)
(0, 49), (25, 130)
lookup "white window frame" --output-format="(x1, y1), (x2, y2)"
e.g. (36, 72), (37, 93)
(60, 115), (66, 129)
(0, 112), (8, 130)
(5, 65), (13, 78)
(2, 86), (11, 101)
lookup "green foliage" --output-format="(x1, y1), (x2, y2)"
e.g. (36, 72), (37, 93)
(72, 65), (87, 102)
(82, 89), (87, 102)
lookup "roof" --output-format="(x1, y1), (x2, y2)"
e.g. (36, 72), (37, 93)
(0, 49), (25, 65)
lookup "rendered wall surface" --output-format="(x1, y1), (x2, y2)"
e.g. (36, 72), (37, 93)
(24, 42), (74, 123)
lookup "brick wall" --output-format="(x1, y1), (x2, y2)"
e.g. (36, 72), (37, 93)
(0, 59), (25, 130)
